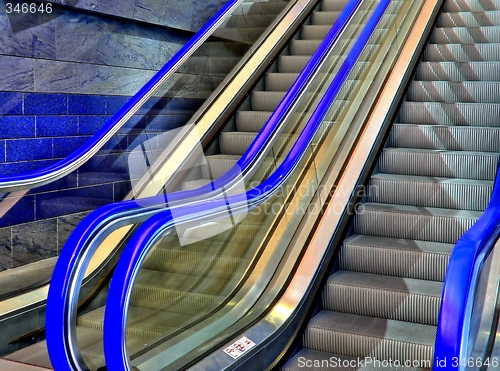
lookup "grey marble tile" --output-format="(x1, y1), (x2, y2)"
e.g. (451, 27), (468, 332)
(99, 0), (135, 18)
(35, 59), (78, 93)
(172, 73), (198, 98)
(76, 0), (100, 11)
(0, 228), (12, 271)
(12, 219), (57, 267)
(0, 55), (34, 92)
(114, 67), (155, 96)
(164, 1), (194, 32)
(77, 64), (114, 94)
(134, 0), (167, 24)
(57, 212), (89, 252)
(190, 0), (224, 31)
(7, 16), (57, 59)
(198, 75), (222, 99)
(56, 14), (98, 63)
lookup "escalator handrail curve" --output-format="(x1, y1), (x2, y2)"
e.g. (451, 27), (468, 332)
(435, 161), (500, 370)
(103, 1), (391, 369)
(0, 0), (246, 194)
(45, 1), (364, 370)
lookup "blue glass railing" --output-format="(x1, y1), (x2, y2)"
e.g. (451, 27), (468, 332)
(45, 1), (364, 370)
(435, 161), (500, 369)
(0, 0), (246, 194)
(102, 1), (390, 369)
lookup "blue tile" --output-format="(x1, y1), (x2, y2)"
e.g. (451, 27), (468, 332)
(53, 136), (89, 158)
(0, 92), (23, 114)
(99, 134), (128, 154)
(68, 95), (106, 115)
(121, 114), (148, 130)
(0, 116), (35, 139)
(146, 114), (189, 131)
(113, 179), (131, 201)
(25, 93), (67, 115)
(37, 116), (78, 137)
(0, 159), (58, 176)
(84, 153), (129, 174)
(79, 115), (109, 135)
(167, 97), (203, 114)
(105, 95), (130, 115)
(0, 141), (5, 162)
(6, 138), (53, 162)
(0, 195), (35, 228)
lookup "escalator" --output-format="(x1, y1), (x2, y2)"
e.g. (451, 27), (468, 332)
(281, 0), (500, 369)
(1, 0), (370, 369)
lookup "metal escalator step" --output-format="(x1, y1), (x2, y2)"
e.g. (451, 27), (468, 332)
(303, 311), (435, 366)
(251, 90), (287, 110)
(378, 147), (500, 180)
(181, 178), (212, 191)
(389, 124), (500, 152)
(289, 39), (322, 55)
(130, 282), (223, 315)
(443, 0), (500, 12)
(278, 55), (311, 73)
(407, 81), (500, 103)
(320, 0), (350, 12)
(265, 72), (299, 91)
(431, 26), (500, 44)
(142, 246), (246, 279)
(323, 271), (442, 325)
(301, 25), (335, 40)
(398, 102), (500, 126)
(281, 349), (360, 371)
(202, 154), (239, 178)
(310, 11), (341, 26)
(423, 43), (500, 61)
(353, 202), (481, 244)
(438, 10), (500, 27)
(340, 235), (452, 282)
(368, 173), (493, 211)
(78, 306), (188, 339)
(416, 61), (500, 81)
(235, 110), (272, 132)
(220, 132), (258, 155)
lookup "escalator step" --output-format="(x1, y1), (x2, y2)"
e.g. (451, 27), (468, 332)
(431, 26), (500, 44)
(415, 61), (500, 81)
(443, 0), (500, 12)
(389, 123), (500, 152)
(303, 311), (435, 366)
(265, 72), (299, 91)
(311, 11), (342, 26)
(251, 90), (287, 110)
(353, 203), (481, 244)
(340, 235), (452, 282)
(423, 43), (500, 61)
(320, 0), (350, 12)
(437, 10), (500, 27)
(378, 147), (500, 180)
(367, 173), (493, 211)
(398, 101), (500, 126)
(407, 81), (500, 103)
(235, 110), (272, 132)
(323, 271), (442, 326)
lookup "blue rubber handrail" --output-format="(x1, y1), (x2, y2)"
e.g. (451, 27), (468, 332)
(0, 0), (245, 194)
(434, 161), (500, 370)
(103, 1), (390, 369)
(45, 1), (364, 370)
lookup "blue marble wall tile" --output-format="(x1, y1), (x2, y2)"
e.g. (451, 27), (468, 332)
(166, 97), (203, 114)
(0, 141), (5, 163)
(114, 67), (152, 96)
(99, 0), (135, 18)
(78, 115), (108, 134)
(68, 95), (106, 114)
(0, 194), (35, 228)
(36, 183), (114, 219)
(0, 92), (23, 115)
(76, 0), (100, 11)
(105, 95), (130, 115)
(78, 64), (115, 94)
(164, 1), (194, 31)
(84, 153), (129, 174)
(146, 114), (190, 131)
(134, 0), (167, 25)
(6, 138), (53, 162)
(99, 134), (128, 154)
(0, 116), (36, 139)
(7, 16), (56, 59)
(25, 93), (67, 115)
(0, 56), (34, 92)
(55, 14), (98, 63)
(122, 114), (148, 130)
(0, 228), (12, 271)
(0, 159), (58, 176)
(112, 179), (131, 201)
(37, 116), (79, 137)
(53, 136), (89, 158)
(35, 60), (79, 93)
(57, 211), (89, 252)
(11, 219), (58, 267)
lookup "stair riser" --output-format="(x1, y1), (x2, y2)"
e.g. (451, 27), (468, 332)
(431, 27), (500, 44)
(407, 81), (500, 103)
(438, 11), (500, 27)
(424, 44), (500, 62)
(416, 62), (500, 81)
(443, 0), (500, 12)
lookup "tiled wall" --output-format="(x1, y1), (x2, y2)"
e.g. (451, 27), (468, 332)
(0, 0), (246, 271)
